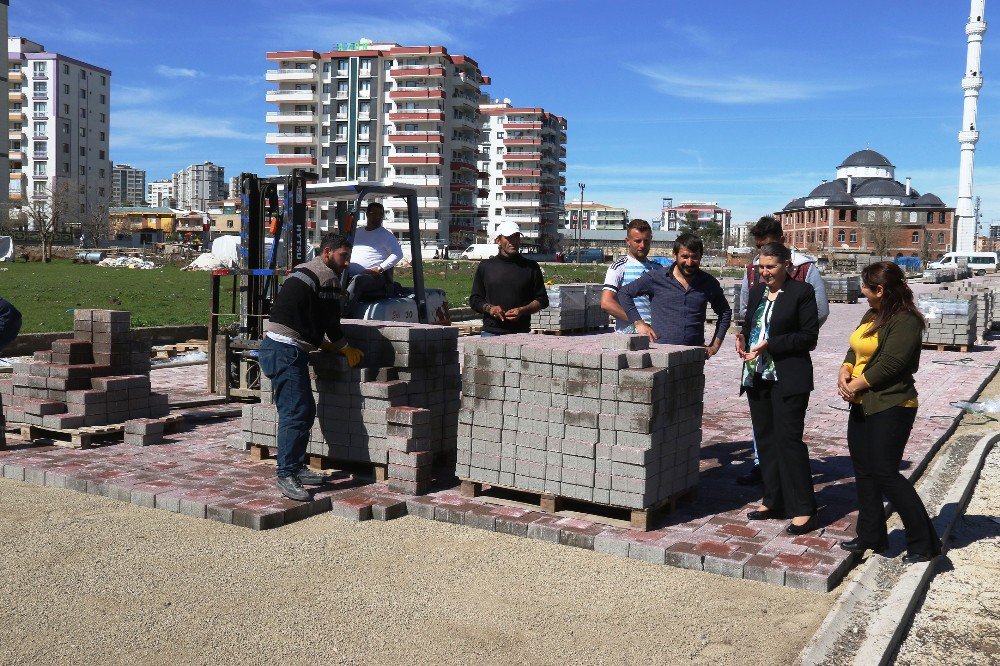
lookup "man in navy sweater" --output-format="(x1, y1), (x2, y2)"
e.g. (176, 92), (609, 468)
(617, 233), (732, 357)
(258, 233), (365, 501)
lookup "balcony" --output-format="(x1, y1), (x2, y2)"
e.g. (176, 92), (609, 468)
(33, 152), (48, 160)
(504, 199), (542, 207)
(389, 66), (445, 78)
(9, 110), (26, 122)
(503, 138), (542, 146)
(502, 153), (542, 162)
(502, 169), (541, 177)
(451, 134), (478, 148)
(266, 68), (317, 82)
(450, 182), (476, 192)
(389, 88), (445, 100)
(504, 121), (542, 130)
(452, 92), (479, 108)
(265, 89), (315, 103)
(389, 111), (445, 122)
(450, 160), (476, 172)
(391, 175), (441, 187)
(387, 131), (444, 144)
(266, 111), (316, 123)
(264, 154), (317, 166)
(387, 154), (445, 165)
(266, 132), (316, 145)
(8, 70), (24, 82)
(8, 89), (26, 102)
(9, 150), (23, 161)
(502, 185), (542, 192)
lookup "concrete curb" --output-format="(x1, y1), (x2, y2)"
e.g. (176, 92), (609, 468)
(797, 430), (998, 666)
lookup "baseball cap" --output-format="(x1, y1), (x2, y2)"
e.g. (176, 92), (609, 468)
(495, 220), (522, 239)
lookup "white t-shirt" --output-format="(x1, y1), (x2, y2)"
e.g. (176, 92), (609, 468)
(349, 225), (403, 275)
(603, 255), (663, 332)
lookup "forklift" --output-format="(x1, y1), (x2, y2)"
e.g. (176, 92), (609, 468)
(207, 170), (451, 398)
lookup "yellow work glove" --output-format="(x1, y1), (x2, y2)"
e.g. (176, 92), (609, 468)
(336, 345), (364, 368)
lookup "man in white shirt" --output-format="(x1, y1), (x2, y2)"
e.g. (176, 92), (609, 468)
(600, 219), (664, 333)
(347, 202), (403, 301)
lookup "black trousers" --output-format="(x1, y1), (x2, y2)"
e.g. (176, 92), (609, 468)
(847, 404), (941, 556)
(746, 381), (817, 517)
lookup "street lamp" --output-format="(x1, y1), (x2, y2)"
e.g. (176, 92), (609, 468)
(577, 182), (585, 258)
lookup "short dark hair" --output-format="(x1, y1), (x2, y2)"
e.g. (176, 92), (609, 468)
(627, 219), (652, 234)
(366, 201), (384, 213)
(758, 242), (791, 263)
(750, 215), (783, 240)
(673, 232), (703, 256)
(319, 232), (351, 252)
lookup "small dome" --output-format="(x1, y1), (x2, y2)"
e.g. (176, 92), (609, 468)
(915, 192), (945, 207)
(783, 197), (806, 211)
(807, 180), (846, 198)
(838, 149), (894, 168)
(825, 191), (857, 206)
(853, 178), (908, 197)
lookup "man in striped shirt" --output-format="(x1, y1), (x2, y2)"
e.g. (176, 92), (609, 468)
(601, 219), (664, 333)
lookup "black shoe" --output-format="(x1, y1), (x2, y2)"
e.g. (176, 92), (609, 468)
(785, 513), (820, 535)
(295, 468), (331, 486)
(747, 508), (783, 520)
(901, 551), (939, 565)
(839, 538), (888, 554)
(276, 476), (310, 501)
(736, 465), (763, 486)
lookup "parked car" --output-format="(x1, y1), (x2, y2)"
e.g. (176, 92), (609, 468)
(927, 251), (998, 275)
(460, 243), (499, 260)
(563, 248), (606, 263)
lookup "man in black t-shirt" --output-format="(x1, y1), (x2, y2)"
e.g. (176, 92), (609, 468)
(469, 221), (549, 336)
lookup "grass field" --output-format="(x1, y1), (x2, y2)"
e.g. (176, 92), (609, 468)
(2, 259), (735, 334)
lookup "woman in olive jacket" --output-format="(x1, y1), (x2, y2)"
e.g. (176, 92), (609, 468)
(837, 262), (942, 563)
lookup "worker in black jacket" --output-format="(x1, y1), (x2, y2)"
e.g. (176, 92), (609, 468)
(257, 233), (364, 501)
(0, 297), (22, 449)
(469, 221), (549, 336)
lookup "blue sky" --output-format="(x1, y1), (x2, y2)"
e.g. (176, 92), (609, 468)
(12, 0), (1000, 229)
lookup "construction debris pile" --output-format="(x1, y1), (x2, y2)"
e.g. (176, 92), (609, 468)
(823, 276), (861, 303)
(0, 309), (169, 430)
(534, 283), (608, 333)
(240, 320), (461, 493)
(457, 333), (705, 510)
(918, 295), (978, 349)
(97, 256), (157, 270)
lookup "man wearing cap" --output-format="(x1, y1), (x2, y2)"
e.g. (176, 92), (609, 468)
(469, 221), (549, 336)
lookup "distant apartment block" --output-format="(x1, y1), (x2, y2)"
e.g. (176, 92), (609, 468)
(111, 162), (145, 205)
(7, 36), (111, 233)
(661, 200), (731, 244)
(227, 174), (240, 199)
(264, 40), (490, 247)
(478, 98), (566, 250)
(0, 2), (8, 213)
(172, 161), (224, 211)
(147, 179), (174, 208)
(565, 201), (629, 231)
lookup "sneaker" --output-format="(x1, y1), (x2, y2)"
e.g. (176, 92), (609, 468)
(736, 465), (763, 486)
(295, 468), (331, 486)
(276, 475), (310, 501)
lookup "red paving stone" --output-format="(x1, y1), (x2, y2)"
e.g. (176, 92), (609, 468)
(0, 284), (996, 591)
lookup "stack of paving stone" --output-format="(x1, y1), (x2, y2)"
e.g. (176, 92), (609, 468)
(710, 283), (741, 324)
(938, 283), (995, 340)
(457, 332), (705, 510)
(922, 268), (958, 284)
(532, 283), (587, 332)
(584, 284), (609, 330)
(240, 320), (460, 492)
(918, 295), (977, 348)
(0, 309), (168, 430)
(823, 276), (861, 303)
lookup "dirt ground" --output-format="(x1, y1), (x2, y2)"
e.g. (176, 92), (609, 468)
(0, 478), (832, 666)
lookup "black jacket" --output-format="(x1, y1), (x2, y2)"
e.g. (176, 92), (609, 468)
(469, 253), (549, 334)
(740, 278), (819, 397)
(266, 257), (344, 350)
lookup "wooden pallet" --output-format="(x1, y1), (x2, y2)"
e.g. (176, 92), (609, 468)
(153, 340), (209, 359)
(19, 414), (185, 449)
(529, 327), (588, 336)
(922, 342), (972, 353)
(247, 443), (389, 482)
(459, 479), (698, 531)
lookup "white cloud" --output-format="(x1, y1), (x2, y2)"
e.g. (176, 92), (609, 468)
(113, 85), (169, 107)
(113, 110), (258, 152)
(630, 66), (856, 104)
(156, 65), (204, 78)
(271, 15), (455, 49)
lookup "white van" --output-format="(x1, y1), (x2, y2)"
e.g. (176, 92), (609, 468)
(460, 243), (499, 260)
(928, 251), (999, 275)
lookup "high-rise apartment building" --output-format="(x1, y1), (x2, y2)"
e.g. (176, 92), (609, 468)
(146, 179), (174, 208)
(172, 161), (224, 211)
(111, 162), (145, 205)
(0, 3), (8, 214)
(227, 174), (240, 199)
(479, 98), (566, 250)
(264, 40), (490, 247)
(7, 37), (111, 232)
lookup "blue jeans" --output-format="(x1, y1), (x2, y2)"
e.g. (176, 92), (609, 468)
(480, 331), (500, 338)
(257, 336), (315, 479)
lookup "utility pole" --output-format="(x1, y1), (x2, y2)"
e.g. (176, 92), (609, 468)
(577, 182), (585, 257)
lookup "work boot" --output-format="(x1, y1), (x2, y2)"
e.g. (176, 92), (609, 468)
(295, 468), (331, 486)
(736, 464), (763, 486)
(276, 475), (310, 501)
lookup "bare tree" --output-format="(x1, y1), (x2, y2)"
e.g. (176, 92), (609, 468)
(81, 195), (112, 247)
(21, 179), (76, 261)
(861, 207), (897, 257)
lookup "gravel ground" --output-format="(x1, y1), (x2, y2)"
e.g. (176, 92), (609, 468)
(0, 478), (831, 666)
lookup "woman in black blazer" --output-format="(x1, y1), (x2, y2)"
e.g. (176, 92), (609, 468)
(736, 243), (820, 534)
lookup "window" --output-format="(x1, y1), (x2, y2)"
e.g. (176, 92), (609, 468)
(938, 232), (945, 244)
(495, 178), (502, 185)
(33, 82), (47, 95)
(98, 168), (105, 178)
(912, 232), (919, 244)
(496, 132), (504, 139)
(99, 131), (105, 141)
(79, 108), (87, 118)
(63, 84), (70, 94)
(33, 162), (46, 176)
(495, 208), (502, 215)
(79, 127), (87, 137)
(79, 147), (86, 156)
(33, 140), (45, 155)
(62, 122), (70, 134)
(33, 181), (47, 196)
(358, 165), (369, 179)
(62, 143), (69, 153)
(33, 62), (46, 75)
(79, 69), (86, 79)
(838, 230), (846, 242)
(838, 209), (846, 221)
(99, 113), (106, 123)
(33, 102), (47, 116)
(100, 75), (106, 85)
(62, 64), (69, 74)
(99, 94), (105, 104)
(33, 122), (46, 137)
(80, 89), (87, 99)
(62, 162), (69, 174)
(850, 230), (857, 243)
(63, 104), (70, 114)
(98, 187), (105, 197)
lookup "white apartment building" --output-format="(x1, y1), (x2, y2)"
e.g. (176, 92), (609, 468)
(227, 174), (240, 199)
(172, 161), (224, 211)
(264, 40), (489, 247)
(147, 179), (174, 207)
(0, 3), (8, 214)
(8, 37), (111, 233)
(111, 162), (145, 205)
(478, 98), (566, 250)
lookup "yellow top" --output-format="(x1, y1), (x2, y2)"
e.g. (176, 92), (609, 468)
(843, 321), (918, 408)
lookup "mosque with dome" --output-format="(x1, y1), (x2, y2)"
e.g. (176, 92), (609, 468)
(774, 149), (955, 259)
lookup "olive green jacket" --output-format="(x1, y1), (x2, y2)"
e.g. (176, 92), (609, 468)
(844, 310), (922, 415)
